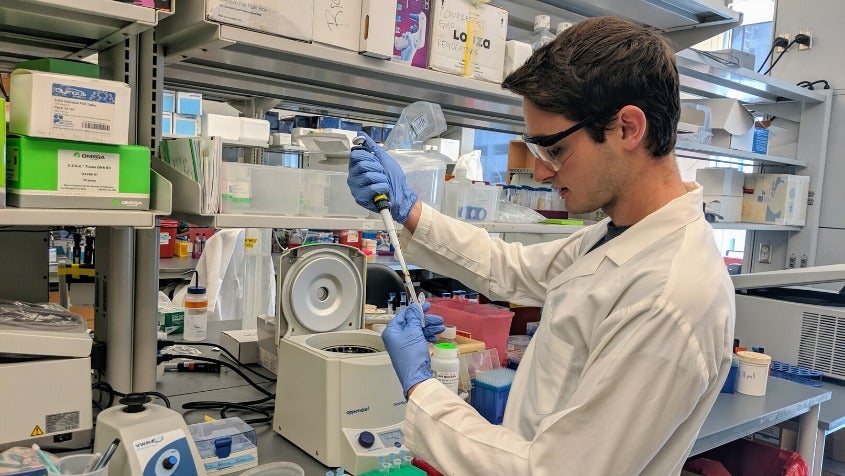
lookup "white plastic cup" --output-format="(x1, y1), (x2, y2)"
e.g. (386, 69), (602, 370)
(50, 454), (107, 476)
(735, 351), (772, 396)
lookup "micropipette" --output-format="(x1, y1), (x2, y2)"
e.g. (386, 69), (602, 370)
(352, 137), (424, 327)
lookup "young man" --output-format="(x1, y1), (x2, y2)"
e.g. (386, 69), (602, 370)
(347, 16), (735, 475)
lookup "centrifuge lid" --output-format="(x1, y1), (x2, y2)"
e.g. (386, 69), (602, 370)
(278, 244), (365, 337)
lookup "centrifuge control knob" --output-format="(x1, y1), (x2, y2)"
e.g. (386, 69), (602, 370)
(162, 455), (178, 470)
(358, 431), (375, 448)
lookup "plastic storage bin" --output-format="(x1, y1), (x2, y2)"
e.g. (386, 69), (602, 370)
(391, 150), (447, 212)
(159, 219), (179, 258)
(220, 162), (302, 215)
(442, 180), (500, 221)
(299, 170), (369, 218)
(428, 298), (514, 365)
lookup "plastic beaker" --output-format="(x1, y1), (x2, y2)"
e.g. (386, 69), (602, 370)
(50, 454), (107, 476)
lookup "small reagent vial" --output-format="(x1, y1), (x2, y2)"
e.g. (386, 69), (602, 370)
(432, 342), (460, 394)
(183, 270), (208, 341)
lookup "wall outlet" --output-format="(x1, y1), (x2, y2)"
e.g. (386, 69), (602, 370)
(758, 243), (772, 264)
(798, 30), (813, 50)
(776, 33), (790, 53)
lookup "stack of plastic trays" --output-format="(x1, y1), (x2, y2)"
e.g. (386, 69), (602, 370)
(471, 367), (516, 424)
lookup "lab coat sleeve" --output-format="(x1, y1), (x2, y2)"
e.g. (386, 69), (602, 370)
(400, 203), (589, 306)
(405, 297), (719, 476)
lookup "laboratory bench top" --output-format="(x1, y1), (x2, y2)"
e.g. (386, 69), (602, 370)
(820, 381), (845, 434)
(158, 321), (835, 475)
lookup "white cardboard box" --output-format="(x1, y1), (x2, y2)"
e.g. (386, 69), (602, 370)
(696, 167), (745, 197)
(428, 0), (508, 84)
(684, 98), (755, 151)
(201, 113), (240, 142)
(220, 328), (259, 364)
(10, 69), (131, 145)
(359, 0), (394, 58)
(206, 0), (313, 42)
(742, 174), (809, 226)
(313, 0), (363, 50)
(704, 194), (742, 222)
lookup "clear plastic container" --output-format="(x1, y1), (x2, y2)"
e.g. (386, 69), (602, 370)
(183, 285), (207, 342)
(240, 462), (305, 476)
(299, 170), (369, 218)
(220, 162), (302, 215)
(522, 15), (555, 52)
(391, 150), (447, 212)
(442, 180), (500, 221)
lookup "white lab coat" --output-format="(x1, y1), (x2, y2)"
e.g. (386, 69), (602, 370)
(398, 182), (735, 475)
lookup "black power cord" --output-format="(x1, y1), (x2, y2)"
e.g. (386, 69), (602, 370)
(757, 36), (790, 73)
(762, 34), (811, 76)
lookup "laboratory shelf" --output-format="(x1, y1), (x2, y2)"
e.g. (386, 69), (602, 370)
(170, 212), (386, 231)
(475, 222), (582, 234)
(676, 49), (826, 105)
(675, 140), (808, 168)
(0, 0), (169, 62)
(156, 1), (524, 134)
(0, 171), (172, 228)
(710, 222), (801, 232)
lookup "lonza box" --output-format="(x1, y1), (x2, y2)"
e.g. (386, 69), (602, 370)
(10, 69), (131, 145)
(428, 0), (508, 83)
(6, 136), (151, 210)
(741, 173), (809, 226)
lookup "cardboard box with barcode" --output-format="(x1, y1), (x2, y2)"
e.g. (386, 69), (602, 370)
(220, 328), (260, 364)
(10, 69), (131, 145)
(6, 135), (151, 210)
(683, 99), (755, 152)
(428, 0), (508, 84)
(741, 173), (809, 226)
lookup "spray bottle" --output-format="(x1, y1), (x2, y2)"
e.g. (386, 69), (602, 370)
(182, 270), (208, 341)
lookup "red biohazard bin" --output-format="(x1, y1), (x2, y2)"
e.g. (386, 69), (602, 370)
(159, 219), (179, 258)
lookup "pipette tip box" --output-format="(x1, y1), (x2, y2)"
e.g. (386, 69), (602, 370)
(188, 417), (258, 475)
(470, 368), (516, 424)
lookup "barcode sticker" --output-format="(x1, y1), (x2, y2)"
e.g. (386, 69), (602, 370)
(82, 121), (111, 131)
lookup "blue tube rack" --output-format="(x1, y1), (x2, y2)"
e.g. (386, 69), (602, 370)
(770, 360), (823, 387)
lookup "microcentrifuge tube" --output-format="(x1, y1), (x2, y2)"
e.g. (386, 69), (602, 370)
(388, 292), (396, 313)
(400, 449), (412, 467)
(336, 468), (345, 475)
(326, 472), (334, 476)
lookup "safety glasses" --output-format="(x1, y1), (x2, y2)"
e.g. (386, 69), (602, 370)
(522, 115), (597, 171)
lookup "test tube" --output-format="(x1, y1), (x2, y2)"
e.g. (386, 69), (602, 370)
(387, 292), (396, 314)
(399, 292), (407, 311)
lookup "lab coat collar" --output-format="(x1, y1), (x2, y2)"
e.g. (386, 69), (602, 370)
(549, 183), (703, 288)
(602, 181), (704, 266)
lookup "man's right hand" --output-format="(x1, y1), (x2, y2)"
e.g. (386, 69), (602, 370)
(347, 133), (418, 224)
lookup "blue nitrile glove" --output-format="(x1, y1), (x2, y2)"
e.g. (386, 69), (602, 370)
(382, 302), (445, 397)
(347, 133), (418, 223)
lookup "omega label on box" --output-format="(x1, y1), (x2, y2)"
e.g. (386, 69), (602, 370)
(6, 136), (151, 209)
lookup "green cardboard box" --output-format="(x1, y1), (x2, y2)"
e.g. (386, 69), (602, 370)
(6, 135), (150, 209)
(14, 58), (100, 78)
(1, 99), (5, 208)
(158, 306), (185, 334)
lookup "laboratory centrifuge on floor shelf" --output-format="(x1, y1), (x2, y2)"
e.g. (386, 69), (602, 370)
(270, 244), (408, 475)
